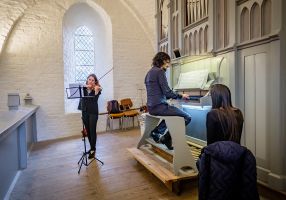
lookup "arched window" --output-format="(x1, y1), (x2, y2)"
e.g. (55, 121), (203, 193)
(63, 3), (113, 114)
(204, 25), (208, 52)
(240, 7), (249, 42)
(199, 27), (203, 54)
(74, 26), (95, 83)
(184, 34), (189, 55)
(194, 30), (197, 55)
(250, 3), (260, 39)
(262, 0), (271, 36)
(189, 32), (193, 55)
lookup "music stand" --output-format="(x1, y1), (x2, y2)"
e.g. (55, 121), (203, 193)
(66, 84), (104, 174)
(77, 124), (104, 174)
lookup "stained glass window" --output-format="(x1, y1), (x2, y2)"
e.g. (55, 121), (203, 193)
(74, 26), (94, 82)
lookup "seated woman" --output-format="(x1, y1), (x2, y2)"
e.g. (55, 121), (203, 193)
(206, 84), (244, 145)
(198, 84), (259, 200)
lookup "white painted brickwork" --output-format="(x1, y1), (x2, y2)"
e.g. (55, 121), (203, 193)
(0, 0), (155, 141)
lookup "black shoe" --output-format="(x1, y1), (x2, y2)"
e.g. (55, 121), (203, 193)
(160, 132), (173, 150)
(151, 132), (161, 143)
(87, 149), (91, 154)
(88, 150), (95, 159)
(87, 149), (95, 154)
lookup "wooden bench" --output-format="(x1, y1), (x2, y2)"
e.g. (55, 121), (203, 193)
(128, 147), (198, 194)
(128, 114), (201, 194)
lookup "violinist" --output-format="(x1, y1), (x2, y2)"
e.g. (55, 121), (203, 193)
(80, 74), (102, 159)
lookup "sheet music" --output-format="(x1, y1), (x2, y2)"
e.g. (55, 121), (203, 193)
(174, 69), (209, 90)
(68, 83), (83, 98)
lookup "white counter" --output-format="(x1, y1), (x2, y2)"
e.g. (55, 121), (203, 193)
(0, 106), (39, 199)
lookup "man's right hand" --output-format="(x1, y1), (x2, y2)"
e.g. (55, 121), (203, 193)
(181, 93), (189, 99)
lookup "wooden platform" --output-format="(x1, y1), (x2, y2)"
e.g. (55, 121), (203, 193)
(128, 147), (198, 195)
(145, 138), (202, 163)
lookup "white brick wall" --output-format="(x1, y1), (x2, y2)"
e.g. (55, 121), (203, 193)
(0, 0), (30, 54)
(0, 0), (155, 141)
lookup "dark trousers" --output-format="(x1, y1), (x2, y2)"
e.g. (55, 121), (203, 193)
(148, 103), (192, 134)
(82, 112), (98, 151)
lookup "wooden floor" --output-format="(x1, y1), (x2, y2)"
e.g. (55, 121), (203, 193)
(10, 129), (286, 200)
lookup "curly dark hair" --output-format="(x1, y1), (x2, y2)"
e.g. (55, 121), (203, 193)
(152, 52), (170, 68)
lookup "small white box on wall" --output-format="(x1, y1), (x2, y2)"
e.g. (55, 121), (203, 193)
(8, 93), (20, 110)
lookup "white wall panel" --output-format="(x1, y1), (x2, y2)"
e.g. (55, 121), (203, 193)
(244, 55), (256, 154)
(244, 53), (268, 159)
(255, 53), (267, 160)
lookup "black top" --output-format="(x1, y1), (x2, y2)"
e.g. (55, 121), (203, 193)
(206, 109), (244, 145)
(81, 90), (101, 115)
(145, 66), (182, 108)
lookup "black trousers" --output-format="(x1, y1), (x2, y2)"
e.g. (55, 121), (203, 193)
(82, 112), (98, 151)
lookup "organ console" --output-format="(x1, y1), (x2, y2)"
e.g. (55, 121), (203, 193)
(169, 56), (225, 146)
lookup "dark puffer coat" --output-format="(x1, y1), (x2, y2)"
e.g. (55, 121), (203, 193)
(197, 141), (260, 200)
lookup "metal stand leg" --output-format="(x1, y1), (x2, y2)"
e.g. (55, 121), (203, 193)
(77, 136), (104, 174)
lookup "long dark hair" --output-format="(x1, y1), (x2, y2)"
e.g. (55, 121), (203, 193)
(152, 52), (170, 68)
(210, 84), (241, 143)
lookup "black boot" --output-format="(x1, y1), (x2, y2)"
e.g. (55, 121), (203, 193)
(88, 149), (95, 159)
(160, 131), (173, 150)
(151, 131), (161, 143)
